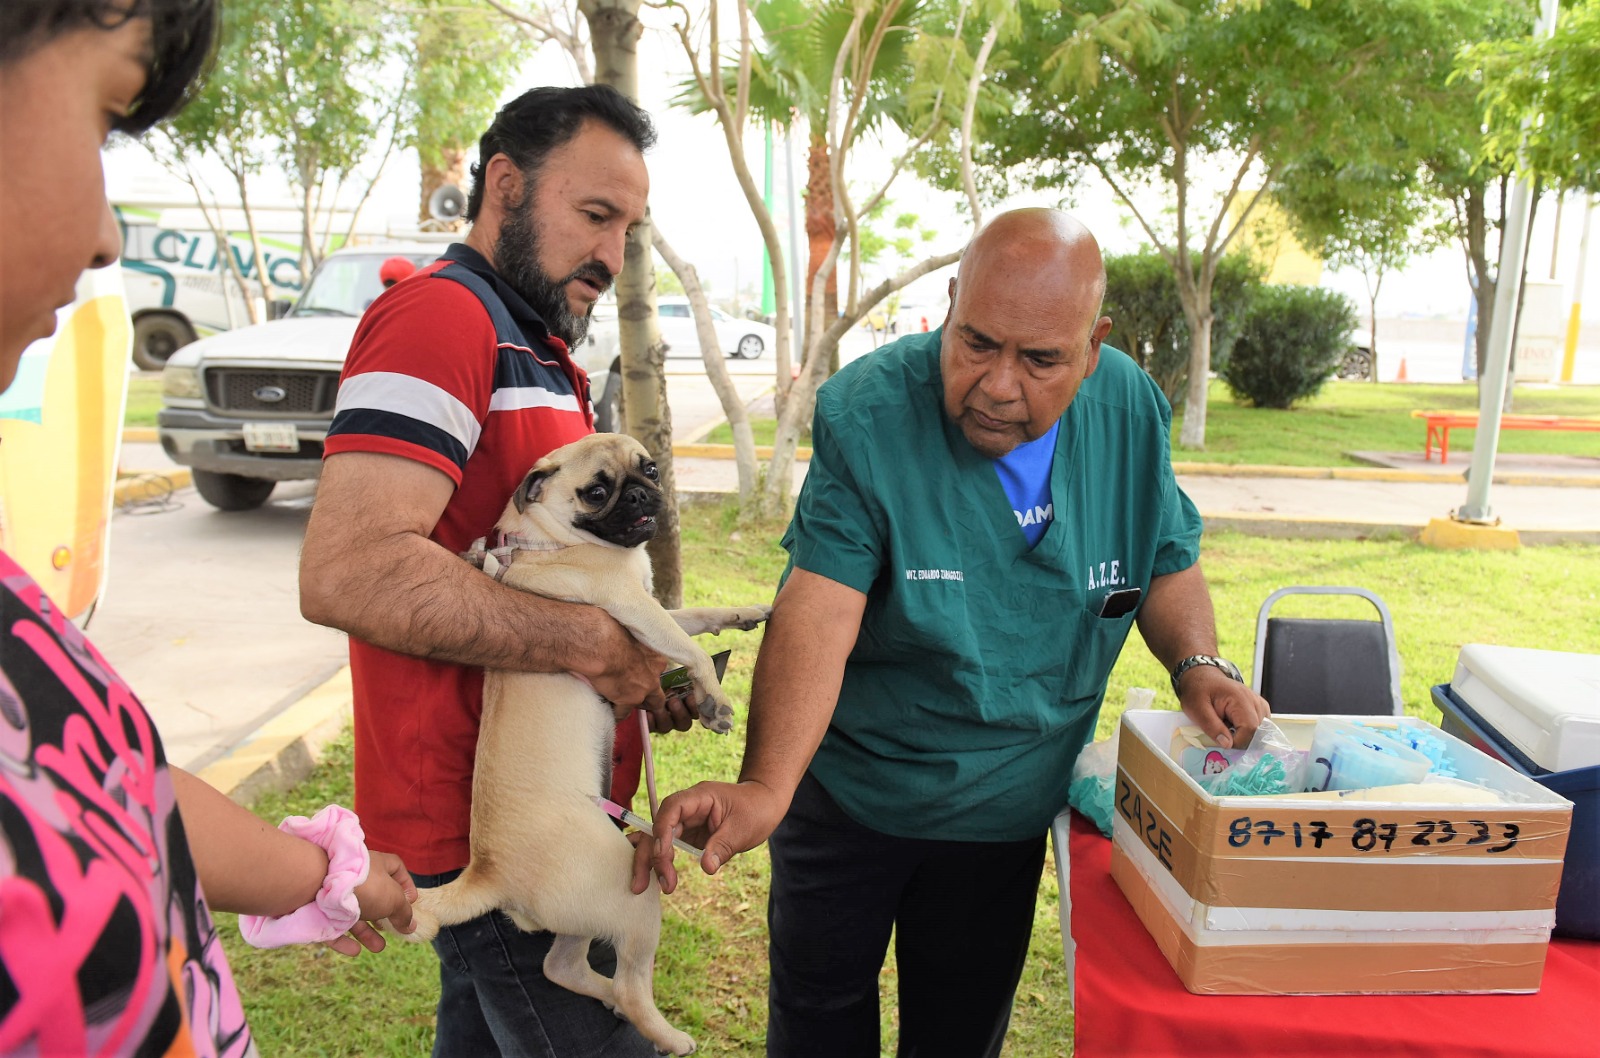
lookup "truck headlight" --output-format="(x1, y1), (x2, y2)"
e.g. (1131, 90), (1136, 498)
(162, 365), (202, 400)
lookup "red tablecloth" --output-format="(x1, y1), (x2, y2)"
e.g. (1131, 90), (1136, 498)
(1064, 811), (1600, 1058)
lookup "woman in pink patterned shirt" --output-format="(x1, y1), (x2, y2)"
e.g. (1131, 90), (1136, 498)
(0, 4), (418, 1054)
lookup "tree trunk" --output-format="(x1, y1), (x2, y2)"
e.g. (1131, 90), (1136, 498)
(581, 0), (680, 606)
(230, 173), (268, 324)
(1466, 184), (1496, 385)
(655, 225), (759, 501)
(804, 130), (838, 361)
(1178, 310), (1213, 449)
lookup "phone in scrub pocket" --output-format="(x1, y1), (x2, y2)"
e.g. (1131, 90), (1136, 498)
(1097, 588), (1143, 619)
(660, 649), (732, 695)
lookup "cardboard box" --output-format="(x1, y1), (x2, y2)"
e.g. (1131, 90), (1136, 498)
(1112, 709), (1574, 994)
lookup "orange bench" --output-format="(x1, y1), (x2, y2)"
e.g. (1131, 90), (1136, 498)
(1411, 409), (1600, 464)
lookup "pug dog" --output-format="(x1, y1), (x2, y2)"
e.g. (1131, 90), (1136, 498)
(400, 433), (768, 1056)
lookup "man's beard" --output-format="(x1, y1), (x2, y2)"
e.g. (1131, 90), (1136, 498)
(493, 186), (613, 346)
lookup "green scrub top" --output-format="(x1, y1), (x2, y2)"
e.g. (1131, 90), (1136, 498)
(783, 328), (1201, 842)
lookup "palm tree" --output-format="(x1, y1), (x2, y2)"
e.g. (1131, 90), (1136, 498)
(674, 0), (925, 354)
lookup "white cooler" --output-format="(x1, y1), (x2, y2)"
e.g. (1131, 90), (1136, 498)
(1435, 645), (1600, 940)
(1449, 646), (1600, 775)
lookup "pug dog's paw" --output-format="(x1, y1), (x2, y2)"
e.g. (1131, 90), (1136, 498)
(725, 605), (771, 632)
(697, 690), (736, 733)
(654, 1028), (696, 1055)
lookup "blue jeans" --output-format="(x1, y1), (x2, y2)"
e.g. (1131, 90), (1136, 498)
(412, 869), (659, 1058)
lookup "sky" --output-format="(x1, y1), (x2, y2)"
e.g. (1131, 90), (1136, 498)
(105, 6), (1599, 342)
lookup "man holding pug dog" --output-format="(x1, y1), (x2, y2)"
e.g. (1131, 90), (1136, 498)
(651, 209), (1271, 1057)
(300, 85), (681, 1057)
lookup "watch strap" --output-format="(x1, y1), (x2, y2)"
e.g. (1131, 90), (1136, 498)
(1170, 654), (1243, 695)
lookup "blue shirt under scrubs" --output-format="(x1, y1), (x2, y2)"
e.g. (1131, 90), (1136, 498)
(783, 328), (1201, 842)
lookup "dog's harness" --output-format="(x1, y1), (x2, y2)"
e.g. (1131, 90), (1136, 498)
(460, 529), (566, 582)
(462, 528), (670, 818)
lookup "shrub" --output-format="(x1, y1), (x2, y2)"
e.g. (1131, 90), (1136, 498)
(1221, 285), (1358, 409)
(1102, 251), (1262, 408)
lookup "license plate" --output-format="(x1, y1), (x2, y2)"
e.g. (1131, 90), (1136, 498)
(242, 422), (299, 452)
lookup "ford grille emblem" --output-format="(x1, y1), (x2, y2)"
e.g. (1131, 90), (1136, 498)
(254, 385), (288, 403)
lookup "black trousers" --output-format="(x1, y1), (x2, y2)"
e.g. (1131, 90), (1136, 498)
(766, 772), (1048, 1058)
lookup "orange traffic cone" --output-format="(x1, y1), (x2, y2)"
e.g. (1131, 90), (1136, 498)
(1396, 356), (1408, 382)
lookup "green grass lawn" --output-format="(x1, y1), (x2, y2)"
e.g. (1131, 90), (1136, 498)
(219, 503), (1600, 1056)
(126, 377), (162, 427)
(701, 380), (1600, 466)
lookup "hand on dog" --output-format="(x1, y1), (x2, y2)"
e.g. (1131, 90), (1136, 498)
(323, 851), (418, 957)
(641, 780), (788, 895)
(580, 611), (671, 717)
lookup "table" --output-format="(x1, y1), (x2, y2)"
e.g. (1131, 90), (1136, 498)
(1054, 810), (1600, 1058)
(1409, 409), (1600, 464)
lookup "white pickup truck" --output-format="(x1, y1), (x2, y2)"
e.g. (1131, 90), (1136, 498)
(158, 243), (623, 510)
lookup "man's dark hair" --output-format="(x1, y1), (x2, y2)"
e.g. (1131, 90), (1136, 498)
(465, 84), (657, 223)
(1, 0), (217, 135)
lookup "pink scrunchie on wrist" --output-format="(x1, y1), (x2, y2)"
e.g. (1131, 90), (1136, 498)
(238, 804), (371, 948)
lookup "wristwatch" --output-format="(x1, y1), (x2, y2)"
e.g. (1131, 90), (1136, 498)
(1169, 654), (1244, 696)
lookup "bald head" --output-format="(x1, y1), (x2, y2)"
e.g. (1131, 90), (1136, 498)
(957, 208), (1107, 322)
(939, 209), (1114, 457)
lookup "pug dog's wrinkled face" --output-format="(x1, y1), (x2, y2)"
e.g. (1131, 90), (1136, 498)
(507, 433), (664, 549)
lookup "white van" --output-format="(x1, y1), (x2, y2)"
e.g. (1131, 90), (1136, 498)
(115, 202), (308, 370)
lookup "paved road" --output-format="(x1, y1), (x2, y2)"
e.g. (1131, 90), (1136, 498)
(89, 480), (341, 772)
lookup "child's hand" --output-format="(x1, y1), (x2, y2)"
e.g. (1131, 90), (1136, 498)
(324, 851), (417, 957)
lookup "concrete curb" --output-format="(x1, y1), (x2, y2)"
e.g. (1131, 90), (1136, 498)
(1198, 511), (1600, 546)
(1174, 461), (1600, 489)
(115, 468), (191, 505)
(196, 666), (354, 805)
(668, 440), (1599, 488)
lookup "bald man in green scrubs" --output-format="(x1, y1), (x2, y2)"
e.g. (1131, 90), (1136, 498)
(651, 209), (1271, 1057)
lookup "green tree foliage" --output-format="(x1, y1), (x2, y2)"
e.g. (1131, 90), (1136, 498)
(985, 0), (1465, 449)
(1221, 285), (1358, 409)
(1467, 0), (1600, 194)
(1411, 1), (1536, 380)
(409, 0), (523, 220)
(254, 0), (396, 268)
(1276, 160), (1451, 365)
(672, 0), (928, 348)
(1103, 251), (1261, 408)
(161, 0), (398, 273)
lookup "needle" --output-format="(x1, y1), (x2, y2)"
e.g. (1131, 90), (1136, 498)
(593, 796), (705, 859)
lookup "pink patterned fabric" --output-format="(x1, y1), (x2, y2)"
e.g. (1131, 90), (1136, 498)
(238, 805), (369, 948)
(0, 550), (253, 1057)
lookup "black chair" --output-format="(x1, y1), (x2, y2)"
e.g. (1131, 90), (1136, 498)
(1251, 586), (1403, 716)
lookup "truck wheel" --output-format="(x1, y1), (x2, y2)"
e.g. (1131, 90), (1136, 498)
(192, 470), (275, 511)
(132, 312), (196, 371)
(595, 367), (623, 433)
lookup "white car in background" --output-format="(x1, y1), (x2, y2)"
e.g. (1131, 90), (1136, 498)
(655, 295), (776, 359)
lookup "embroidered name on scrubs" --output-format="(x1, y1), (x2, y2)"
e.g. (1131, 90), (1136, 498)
(1086, 559), (1127, 589)
(905, 568), (965, 581)
(993, 420), (1060, 548)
